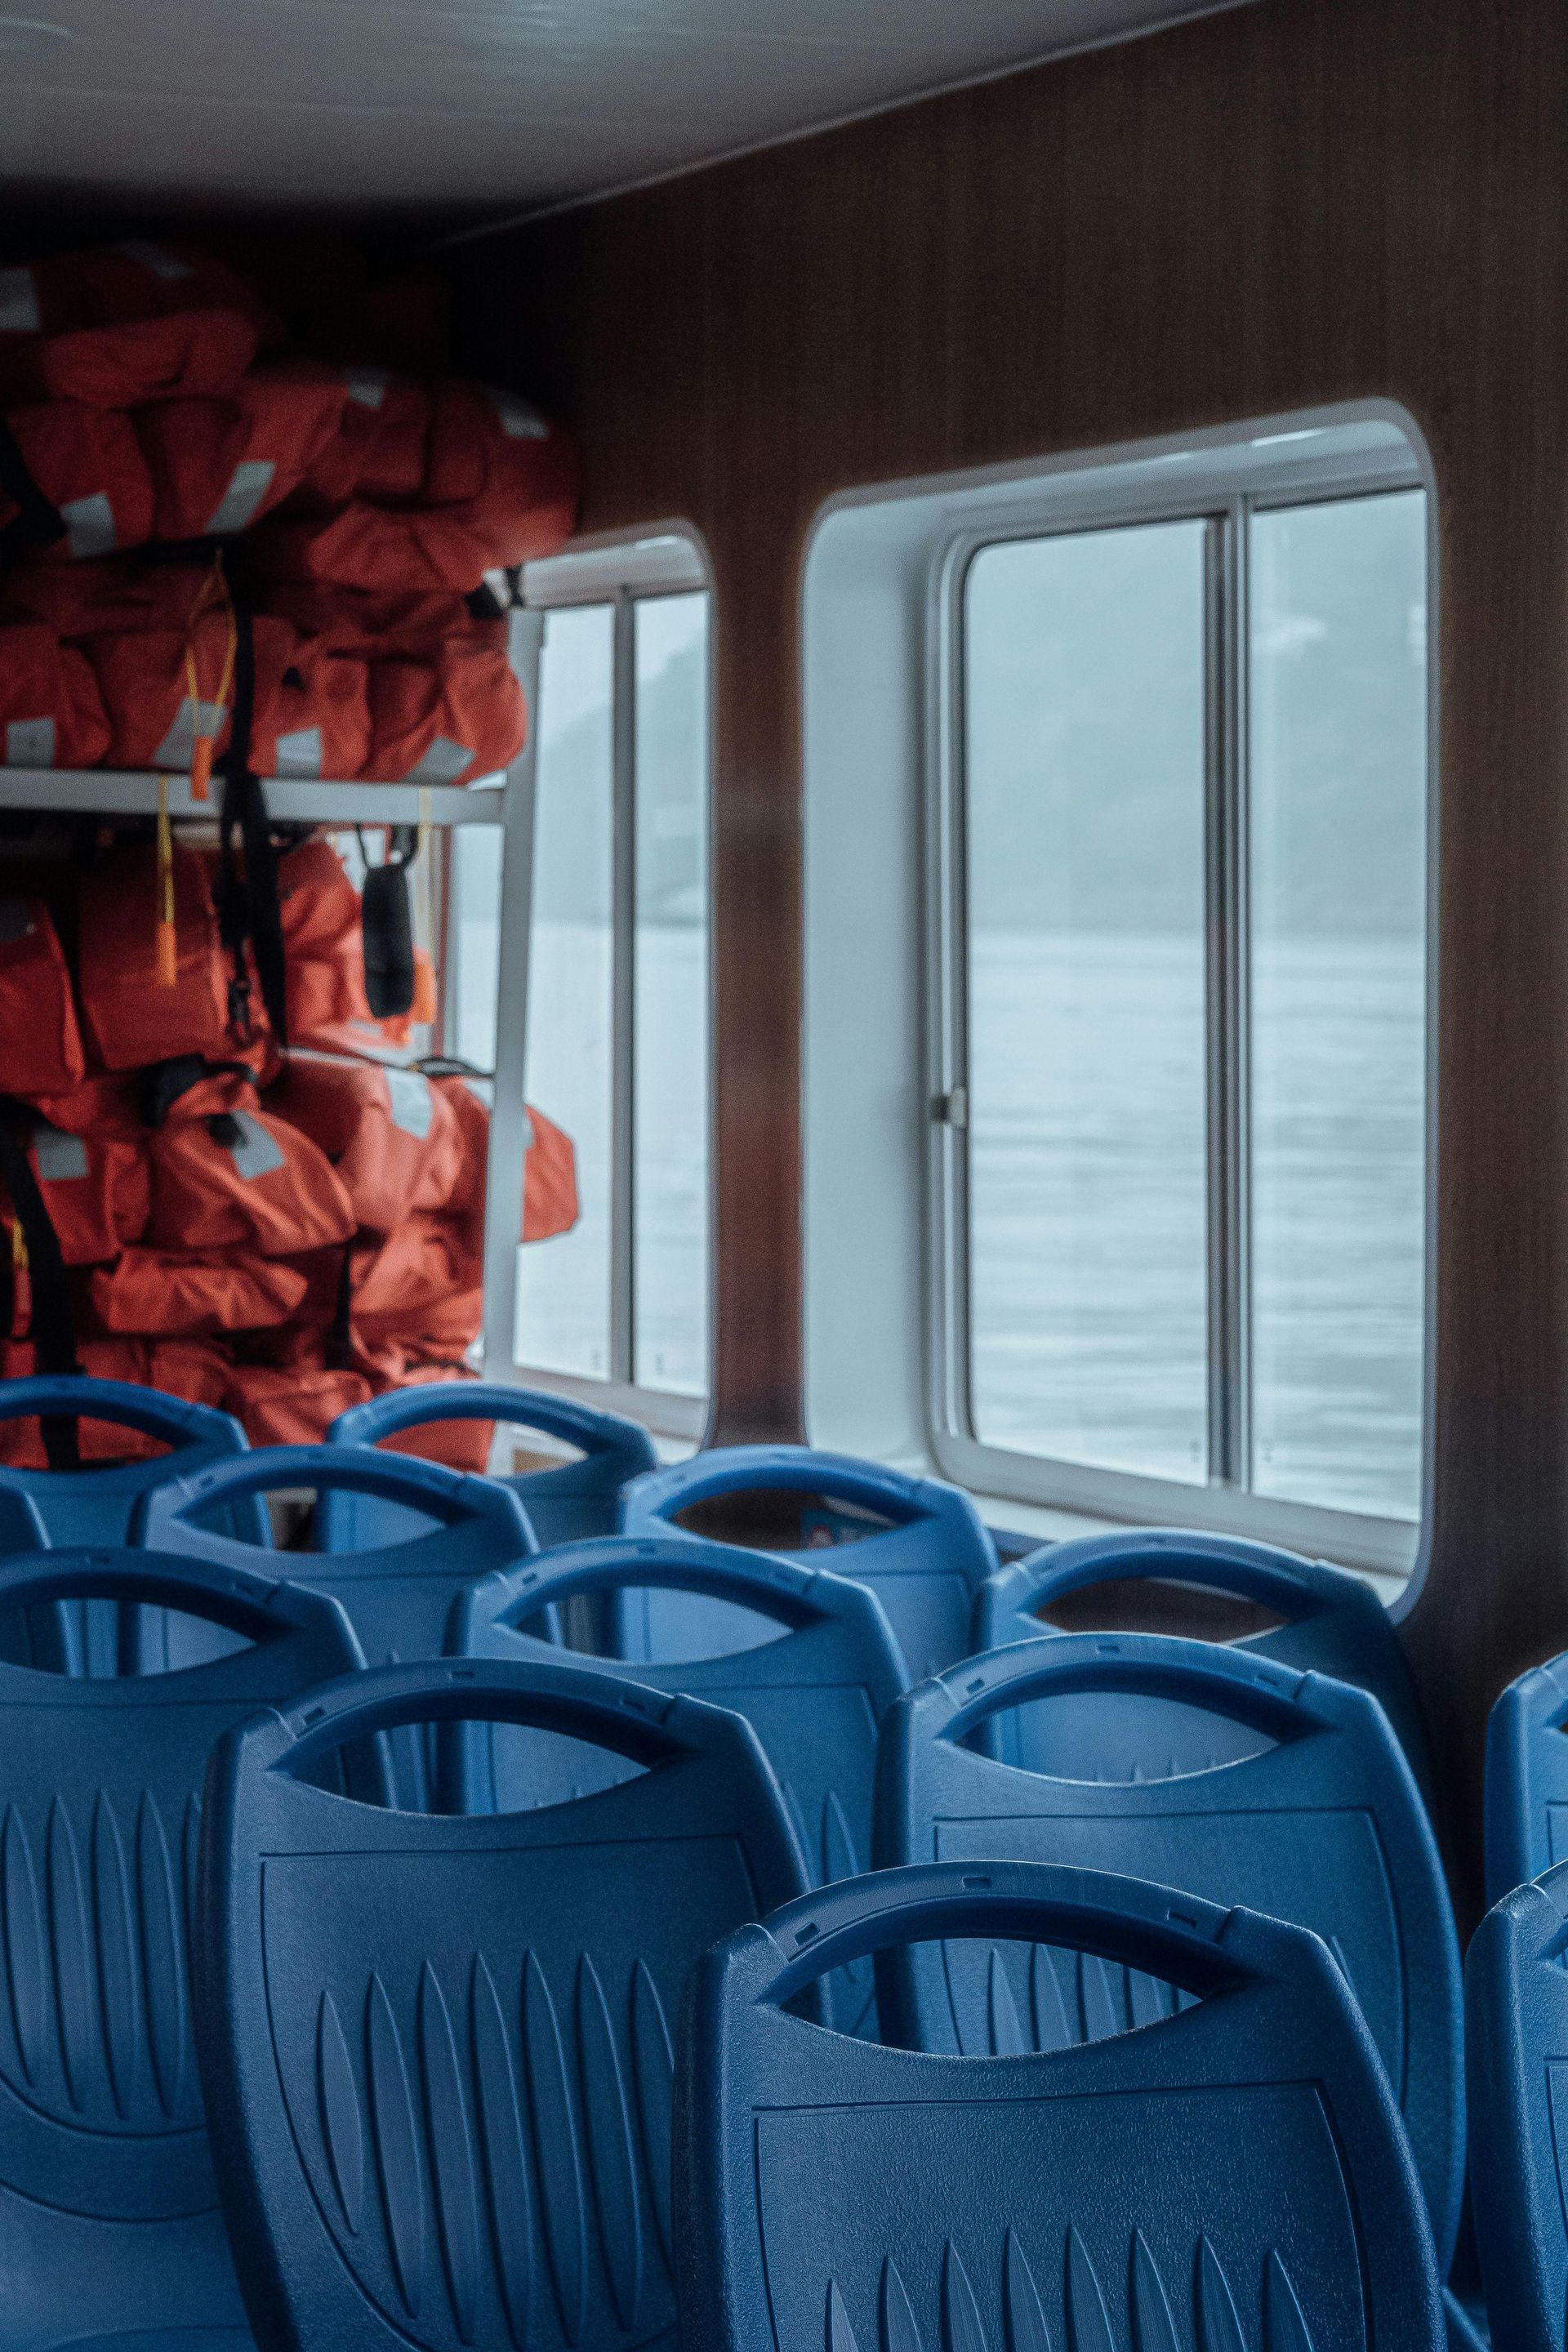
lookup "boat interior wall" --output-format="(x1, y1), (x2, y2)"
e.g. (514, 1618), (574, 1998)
(445, 0), (1568, 1918)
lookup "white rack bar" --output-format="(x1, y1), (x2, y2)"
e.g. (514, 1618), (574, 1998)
(0, 767), (508, 826)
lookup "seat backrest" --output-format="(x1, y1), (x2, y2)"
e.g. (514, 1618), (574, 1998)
(677, 1859), (1445, 2352)
(977, 1526), (1433, 1793)
(324, 1383), (658, 1551)
(452, 1535), (907, 2034)
(875, 1630), (1464, 2271)
(195, 1655), (811, 2352)
(135, 1443), (537, 1810)
(1483, 1651), (1568, 1901)
(0, 1374), (267, 1677)
(0, 1545), (365, 2352)
(1466, 1861), (1568, 2352)
(620, 1446), (994, 1682)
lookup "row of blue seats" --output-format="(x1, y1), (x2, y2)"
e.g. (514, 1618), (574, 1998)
(0, 1539), (1460, 2350)
(0, 1370), (1560, 2345)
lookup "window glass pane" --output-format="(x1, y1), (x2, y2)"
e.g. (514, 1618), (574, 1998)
(964, 520), (1209, 1481)
(1249, 489), (1428, 1517)
(514, 604), (615, 1379)
(633, 591), (710, 1395)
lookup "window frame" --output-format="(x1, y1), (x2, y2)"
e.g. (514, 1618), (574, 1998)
(479, 528), (713, 1441)
(924, 427), (1436, 1574)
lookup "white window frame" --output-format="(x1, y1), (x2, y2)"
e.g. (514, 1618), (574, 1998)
(479, 527), (713, 1441)
(924, 424), (1437, 1574)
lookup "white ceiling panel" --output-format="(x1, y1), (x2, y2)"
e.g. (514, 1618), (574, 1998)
(0, 0), (1253, 220)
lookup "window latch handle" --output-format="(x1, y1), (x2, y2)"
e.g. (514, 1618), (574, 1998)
(932, 1086), (969, 1130)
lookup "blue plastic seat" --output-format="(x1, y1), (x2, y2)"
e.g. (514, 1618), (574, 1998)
(0, 1544), (367, 2351)
(195, 1653), (812, 2352)
(976, 1524), (1434, 1794)
(450, 1535), (908, 2032)
(133, 1445), (537, 1809)
(324, 1383), (658, 1550)
(1481, 1651), (1568, 1901)
(1465, 1860), (1568, 2351)
(0, 1376), (268, 1677)
(677, 1858), (1446, 2352)
(620, 1446), (995, 1682)
(876, 1630), (1465, 2274)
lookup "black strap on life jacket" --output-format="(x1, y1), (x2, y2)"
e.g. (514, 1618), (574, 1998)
(0, 414), (66, 569)
(216, 604), (290, 1049)
(0, 1103), (80, 1471)
(136, 1054), (261, 1130)
(324, 1248), (355, 1374)
(359, 823), (417, 1021)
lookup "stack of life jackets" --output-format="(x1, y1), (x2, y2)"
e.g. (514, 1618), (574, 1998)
(0, 839), (578, 1464)
(0, 238), (576, 791)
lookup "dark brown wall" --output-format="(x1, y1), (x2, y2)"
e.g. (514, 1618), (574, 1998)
(450, 0), (1568, 1909)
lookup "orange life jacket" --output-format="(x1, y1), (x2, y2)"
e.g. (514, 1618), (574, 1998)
(76, 842), (234, 1071)
(2, 402), (154, 561)
(521, 1102), (580, 1244)
(420, 380), (579, 569)
(0, 1116), (149, 1267)
(435, 1077), (580, 1245)
(0, 896), (85, 1097)
(147, 1106), (356, 1259)
(272, 1051), (466, 1237)
(301, 370), (431, 506)
(0, 626), (110, 769)
(135, 361), (353, 541)
(0, 243), (270, 408)
(220, 1349), (372, 1449)
(361, 636), (524, 785)
(253, 502), (500, 598)
(89, 1247), (310, 1338)
(87, 608), (283, 770)
(147, 1335), (234, 1410)
(347, 1212), (483, 1349)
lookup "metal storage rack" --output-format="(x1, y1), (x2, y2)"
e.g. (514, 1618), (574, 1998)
(0, 606), (547, 1388)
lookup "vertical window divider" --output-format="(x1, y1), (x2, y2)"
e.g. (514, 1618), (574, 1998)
(482, 604), (546, 1381)
(610, 589), (638, 1388)
(1205, 501), (1253, 1490)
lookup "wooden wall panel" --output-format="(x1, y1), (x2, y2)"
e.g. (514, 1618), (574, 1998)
(450, 0), (1568, 1907)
